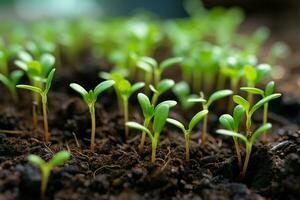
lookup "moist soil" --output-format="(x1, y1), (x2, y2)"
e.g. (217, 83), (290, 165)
(0, 61), (299, 200)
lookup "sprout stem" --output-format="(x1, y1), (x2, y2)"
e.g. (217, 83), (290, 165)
(201, 115), (208, 145)
(233, 137), (242, 169)
(151, 139), (157, 163)
(32, 102), (38, 130)
(139, 118), (150, 153)
(123, 97), (129, 139)
(185, 133), (190, 161)
(42, 97), (49, 143)
(241, 144), (252, 178)
(41, 166), (50, 200)
(89, 105), (96, 152)
(262, 103), (268, 142)
(151, 93), (159, 106)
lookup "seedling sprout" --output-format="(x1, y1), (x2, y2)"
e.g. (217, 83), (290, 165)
(0, 70), (24, 102)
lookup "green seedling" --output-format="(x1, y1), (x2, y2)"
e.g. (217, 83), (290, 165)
(137, 56), (182, 86)
(216, 123), (272, 178)
(149, 79), (175, 105)
(0, 70), (24, 102)
(240, 81), (278, 141)
(114, 78), (145, 139)
(219, 105), (245, 168)
(17, 68), (56, 143)
(28, 151), (70, 199)
(137, 92), (177, 152)
(188, 90), (233, 145)
(233, 91), (281, 137)
(0, 49), (8, 76)
(172, 81), (197, 110)
(15, 51), (55, 129)
(70, 80), (115, 151)
(126, 103), (170, 162)
(243, 64), (271, 105)
(166, 110), (208, 161)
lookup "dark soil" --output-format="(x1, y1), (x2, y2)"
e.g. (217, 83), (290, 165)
(0, 60), (299, 200)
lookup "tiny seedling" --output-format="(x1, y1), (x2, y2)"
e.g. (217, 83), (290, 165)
(70, 80), (115, 151)
(233, 91), (281, 136)
(240, 81), (277, 141)
(188, 90), (233, 145)
(137, 56), (182, 86)
(243, 64), (271, 105)
(216, 123), (272, 178)
(0, 70), (24, 102)
(137, 92), (177, 152)
(166, 110), (208, 161)
(126, 103), (170, 162)
(17, 68), (56, 143)
(28, 151), (70, 199)
(115, 79), (145, 139)
(149, 79), (175, 105)
(219, 105), (245, 168)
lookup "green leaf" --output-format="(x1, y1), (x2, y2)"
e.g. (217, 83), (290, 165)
(215, 129), (248, 144)
(250, 93), (282, 115)
(136, 58), (153, 73)
(137, 93), (154, 118)
(188, 110), (208, 131)
(28, 154), (45, 168)
(256, 64), (271, 83)
(187, 97), (207, 103)
(126, 121), (152, 139)
(233, 105), (245, 131)
(250, 123), (272, 144)
(166, 118), (186, 133)
(118, 79), (131, 95)
(27, 61), (42, 76)
(153, 104), (169, 134)
(207, 90), (233, 107)
(70, 83), (88, 97)
(160, 57), (182, 71)
(45, 68), (56, 94)
(244, 65), (257, 82)
(18, 51), (32, 62)
(149, 84), (158, 94)
(129, 82), (145, 96)
(0, 73), (11, 89)
(15, 60), (28, 71)
(156, 79), (175, 94)
(139, 57), (157, 69)
(240, 87), (264, 96)
(40, 54), (55, 69)
(233, 95), (249, 111)
(17, 84), (43, 95)
(157, 100), (177, 108)
(219, 114), (234, 131)
(93, 80), (115, 97)
(172, 81), (190, 98)
(49, 151), (70, 167)
(265, 81), (274, 96)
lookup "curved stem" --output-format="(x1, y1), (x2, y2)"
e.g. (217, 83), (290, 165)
(233, 137), (242, 169)
(139, 118), (150, 153)
(201, 115), (208, 145)
(89, 105), (96, 152)
(123, 97), (129, 139)
(151, 93), (159, 106)
(185, 133), (190, 161)
(262, 103), (268, 142)
(42, 96), (49, 143)
(241, 143), (252, 178)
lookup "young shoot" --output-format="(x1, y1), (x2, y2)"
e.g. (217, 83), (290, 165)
(240, 81), (278, 141)
(17, 68), (56, 143)
(166, 110), (208, 161)
(0, 70), (24, 102)
(149, 79), (175, 105)
(137, 92), (177, 152)
(243, 64), (271, 105)
(233, 91), (281, 137)
(216, 123), (272, 178)
(188, 90), (233, 145)
(126, 103), (170, 162)
(137, 56), (182, 86)
(70, 80), (115, 151)
(28, 151), (70, 199)
(219, 105), (245, 169)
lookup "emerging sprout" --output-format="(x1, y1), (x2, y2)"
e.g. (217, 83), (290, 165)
(0, 70), (24, 102)
(17, 68), (56, 142)
(28, 151), (70, 199)
(233, 91), (281, 136)
(70, 80), (115, 151)
(166, 110), (208, 161)
(188, 90), (233, 145)
(240, 81), (278, 141)
(219, 105), (245, 168)
(149, 79), (175, 105)
(137, 56), (182, 86)
(216, 123), (272, 178)
(137, 92), (177, 152)
(126, 103), (170, 162)
(172, 81), (196, 110)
